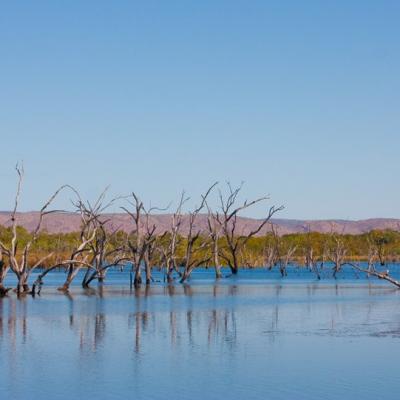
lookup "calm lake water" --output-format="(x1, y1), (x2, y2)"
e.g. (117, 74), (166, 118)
(1, 266), (400, 400)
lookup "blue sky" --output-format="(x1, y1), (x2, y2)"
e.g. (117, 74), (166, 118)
(0, 1), (399, 219)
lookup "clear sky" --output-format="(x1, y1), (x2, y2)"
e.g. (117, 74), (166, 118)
(0, 1), (399, 219)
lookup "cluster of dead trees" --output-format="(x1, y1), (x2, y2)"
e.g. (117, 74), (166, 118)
(243, 225), (400, 286)
(1, 166), (400, 297)
(0, 167), (284, 296)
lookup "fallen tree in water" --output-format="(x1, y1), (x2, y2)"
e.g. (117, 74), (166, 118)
(349, 262), (400, 289)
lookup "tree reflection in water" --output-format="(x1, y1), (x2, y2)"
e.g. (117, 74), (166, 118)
(1, 283), (400, 357)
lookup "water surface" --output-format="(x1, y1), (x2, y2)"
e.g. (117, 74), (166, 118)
(1, 267), (400, 399)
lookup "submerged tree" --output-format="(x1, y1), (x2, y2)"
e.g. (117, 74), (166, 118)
(270, 224), (297, 277)
(206, 203), (223, 279)
(32, 206), (96, 294)
(179, 183), (216, 283)
(122, 193), (160, 287)
(303, 226), (321, 280)
(216, 183), (283, 274)
(158, 193), (187, 283)
(327, 232), (348, 279)
(0, 249), (11, 296)
(349, 262), (400, 289)
(0, 165), (73, 294)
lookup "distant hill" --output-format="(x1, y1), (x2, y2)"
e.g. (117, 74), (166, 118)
(0, 212), (399, 235)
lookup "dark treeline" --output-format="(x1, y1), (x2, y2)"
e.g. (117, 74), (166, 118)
(1, 165), (400, 296)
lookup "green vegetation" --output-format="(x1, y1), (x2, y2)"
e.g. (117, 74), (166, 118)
(1, 225), (399, 269)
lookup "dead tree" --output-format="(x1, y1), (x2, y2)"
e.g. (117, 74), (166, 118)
(239, 244), (263, 269)
(264, 241), (277, 270)
(350, 262), (400, 288)
(81, 223), (127, 288)
(369, 232), (390, 266)
(206, 205), (223, 279)
(179, 184), (216, 283)
(80, 193), (128, 288)
(216, 183), (283, 274)
(0, 165), (71, 294)
(142, 207), (158, 284)
(56, 193), (108, 291)
(305, 245), (321, 280)
(158, 192), (187, 283)
(32, 202), (98, 294)
(270, 224), (297, 277)
(122, 193), (158, 287)
(279, 246), (297, 277)
(327, 234), (347, 279)
(51, 189), (119, 292)
(0, 249), (12, 296)
(366, 237), (378, 277)
(303, 225), (321, 280)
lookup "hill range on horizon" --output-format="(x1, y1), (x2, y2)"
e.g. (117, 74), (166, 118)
(0, 211), (399, 236)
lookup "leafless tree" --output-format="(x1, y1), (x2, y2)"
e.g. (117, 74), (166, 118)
(264, 241), (277, 270)
(369, 232), (389, 266)
(75, 190), (128, 288)
(122, 193), (146, 287)
(32, 198), (99, 294)
(179, 184), (217, 283)
(327, 233), (347, 279)
(56, 192), (113, 291)
(303, 225), (321, 279)
(279, 246), (297, 277)
(216, 183), (283, 274)
(32, 235), (94, 295)
(158, 192), (187, 283)
(349, 262), (400, 288)
(81, 222), (128, 288)
(143, 207), (158, 284)
(206, 204), (223, 279)
(0, 249), (11, 296)
(270, 224), (297, 277)
(366, 237), (378, 277)
(122, 193), (160, 287)
(0, 165), (72, 294)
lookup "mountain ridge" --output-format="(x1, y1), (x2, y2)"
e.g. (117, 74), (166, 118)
(0, 212), (399, 235)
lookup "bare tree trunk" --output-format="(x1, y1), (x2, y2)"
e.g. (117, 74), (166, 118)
(82, 268), (91, 288)
(144, 253), (152, 285)
(98, 269), (106, 283)
(328, 235), (347, 279)
(59, 265), (81, 291)
(230, 254), (239, 275)
(0, 252), (11, 296)
(133, 264), (142, 287)
(350, 263), (400, 288)
(213, 241), (222, 279)
(166, 259), (175, 282)
(15, 272), (30, 294)
(216, 183), (283, 278)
